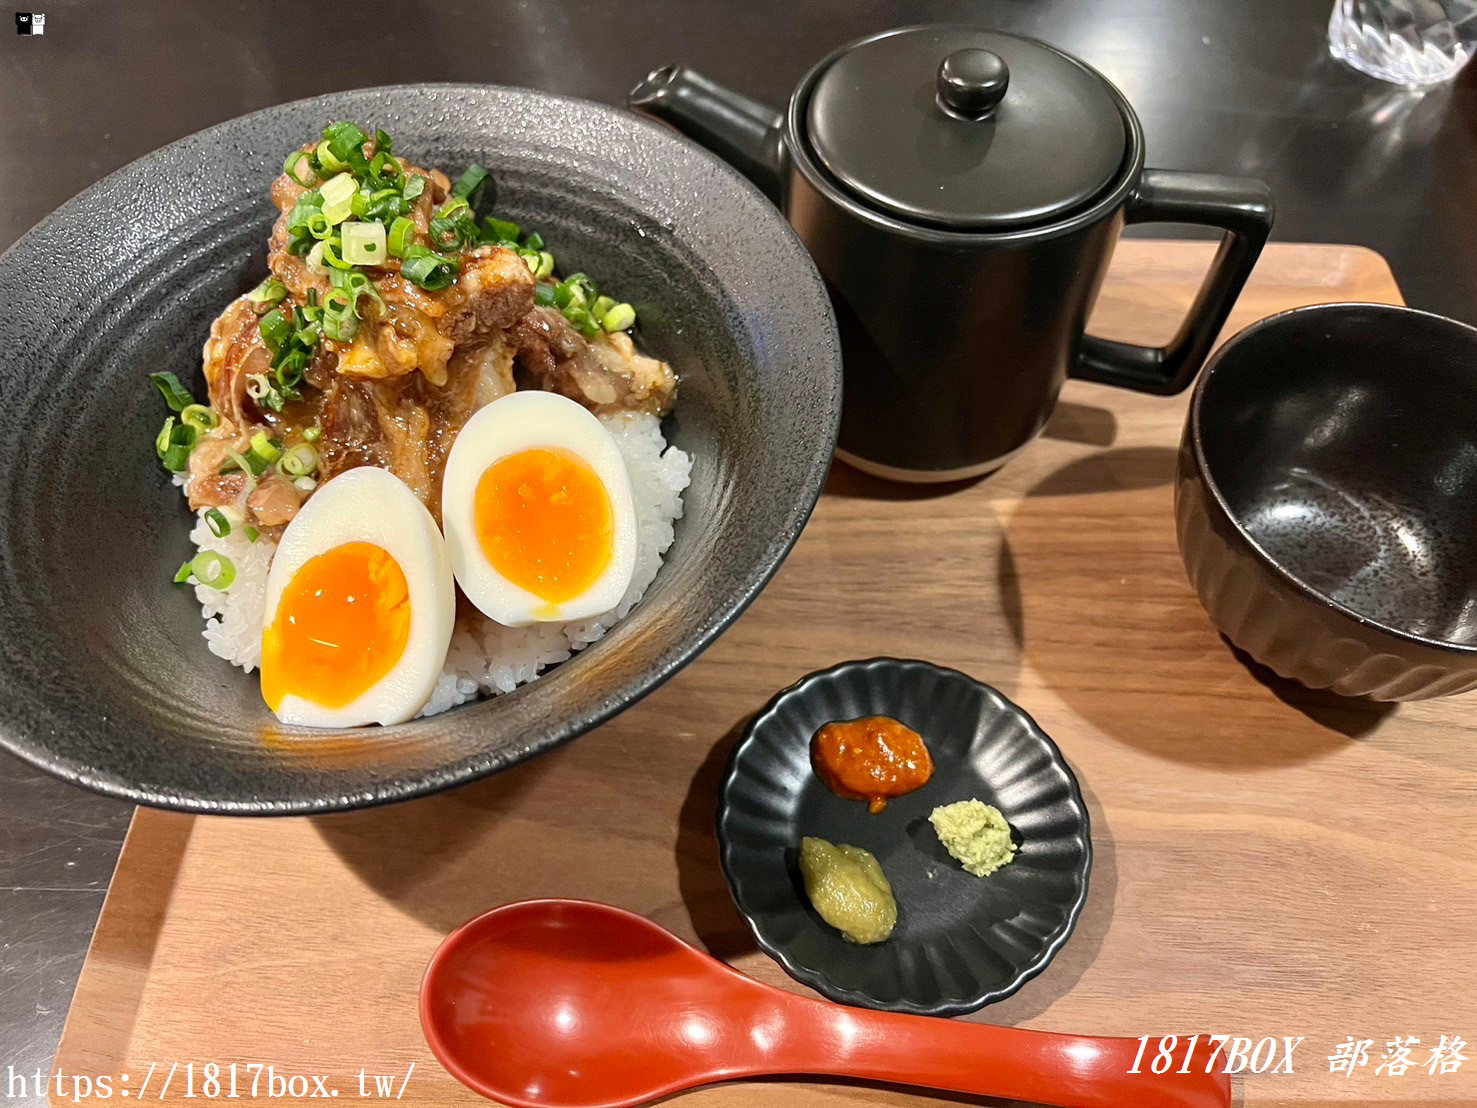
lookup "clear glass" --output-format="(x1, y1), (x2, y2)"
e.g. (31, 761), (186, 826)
(1329, 0), (1477, 85)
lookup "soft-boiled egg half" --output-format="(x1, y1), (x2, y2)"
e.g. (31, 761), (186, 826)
(441, 391), (637, 626)
(260, 467), (455, 727)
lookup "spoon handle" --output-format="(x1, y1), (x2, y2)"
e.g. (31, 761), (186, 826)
(787, 1009), (1231, 1108)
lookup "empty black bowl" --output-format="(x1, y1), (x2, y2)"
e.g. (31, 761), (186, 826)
(1177, 303), (1477, 700)
(0, 85), (841, 811)
(717, 659), (1091, 1016)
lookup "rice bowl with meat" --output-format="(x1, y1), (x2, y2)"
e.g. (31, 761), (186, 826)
(154, 121), (691, 726)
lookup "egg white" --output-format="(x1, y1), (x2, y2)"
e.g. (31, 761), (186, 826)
(441, 391), (638, 626)
(262, 466), (455, 727)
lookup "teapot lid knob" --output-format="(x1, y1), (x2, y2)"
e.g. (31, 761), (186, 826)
(937, 48), (1009, 119)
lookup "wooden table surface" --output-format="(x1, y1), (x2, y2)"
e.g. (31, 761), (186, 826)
(52, 241), (1477, 1107)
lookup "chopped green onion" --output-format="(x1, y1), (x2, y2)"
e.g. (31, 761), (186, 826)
(521, 231), (544, 251)
(180, 404), (216, 434)
(258, 308), (291, 351)
(250, 432), (283, 465)
(279, 442), (319, 478)
(400, 244), (460, 291)
(283, 150), (318, 187)
(401, 175), (426, 205)
(591, 295), (616, 320)
(285, 190), (322, 224)
(451, 164), (490, 205)
(292, 476), (318, 494)
(333, 268), (385, 313)
(244, 277), (287, 310)
(533, 283), (557, 308)
(436, 196), (472, 223)
(322, 121), (369, 169)
(221, 447), (264, 482)
(387, 215), (416, 258)
(204, 507), (231, 538)
(156, 416), (197, 472)
(149, 371), (194, 412)
(340, 220), (387, 266)
(370, 151), (400, 181)
(428, 218), (472, 251)
(303, 425), (322, 443)
(563, 304), (600, 340)
(322, 286), (354, 313)
(189, 550), (236, 591)
(289, 329), (315, 352)
(173, 561), (194, 585)
(245, 374), (270, 402)
(155, 416), (175, 458)
(244, 525), (260, 544)
(319, 237), (352, 271)
(535, 251), (555, 279)
(554, 279), (585, 309)
(601, 302), (636, 332)
(271, 348), (309, 383)
(358, 186), (402, 222)
(321, 290), (358, 342)
(274, 359), (306, 394)
(374, 128), (393, 156)
(520, 250), (541, 274)
(483, 216), (520, 243)
(428, 219), (459, 251)
(268, 347), (311, 394)
(314, 140), (347, 174)
(429, 198), (479, 250)
(284, 190), (325, 255)
(162, 439), (193, 471)
(305, 240), (328, 274)
(306, 210), (333, 240)
(319, 172), (357, 224)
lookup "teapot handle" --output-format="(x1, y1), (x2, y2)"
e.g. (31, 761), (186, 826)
(1073, 170), (1273, 395)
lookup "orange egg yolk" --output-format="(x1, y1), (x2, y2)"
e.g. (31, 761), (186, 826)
(474, 447), (613, 605)
(260, 542), (411, 711)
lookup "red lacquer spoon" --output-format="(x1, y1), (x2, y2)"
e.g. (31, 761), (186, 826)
(420, 899), (1230, 1108)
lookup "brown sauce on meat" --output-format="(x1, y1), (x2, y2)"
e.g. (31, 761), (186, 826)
(192, 153), (678, 531)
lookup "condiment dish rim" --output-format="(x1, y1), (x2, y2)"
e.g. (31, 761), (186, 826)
(716, 656), (1092, 1017)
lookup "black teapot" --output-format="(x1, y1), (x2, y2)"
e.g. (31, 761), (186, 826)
(630, 25), (1273, 482)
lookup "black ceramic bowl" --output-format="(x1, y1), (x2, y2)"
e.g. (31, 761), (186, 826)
(717, 659), (1091, 1016)
(0, 85), (841, 812)
(1177, 303), (1477, 700)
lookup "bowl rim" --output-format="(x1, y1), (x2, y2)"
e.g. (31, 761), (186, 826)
(715, 656), (1092, 1017)
(1187, 300), (1477, 657)
(0, 82), (843, 813)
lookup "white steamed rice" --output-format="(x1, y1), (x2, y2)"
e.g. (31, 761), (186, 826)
(180, 410), (691, 717)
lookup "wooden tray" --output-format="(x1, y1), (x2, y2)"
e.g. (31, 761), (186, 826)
(55, 242), (1477, 1107)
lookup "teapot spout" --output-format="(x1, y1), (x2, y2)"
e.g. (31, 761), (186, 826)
(628, 67), (785, 206)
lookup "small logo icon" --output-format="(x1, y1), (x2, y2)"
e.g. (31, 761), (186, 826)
(15, 11), (44, 33)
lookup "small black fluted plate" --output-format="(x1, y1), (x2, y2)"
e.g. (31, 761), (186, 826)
(717, 658), (1091, 1016)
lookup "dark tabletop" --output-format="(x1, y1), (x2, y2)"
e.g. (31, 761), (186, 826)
(2, 0), (1474, 1094)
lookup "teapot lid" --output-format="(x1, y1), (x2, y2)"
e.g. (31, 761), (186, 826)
(804, 26), (1127, 231)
